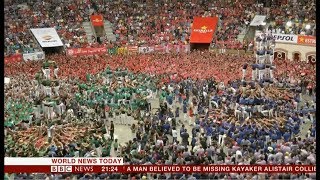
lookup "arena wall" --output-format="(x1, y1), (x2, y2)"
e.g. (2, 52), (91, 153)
(274, 43), (316, 62)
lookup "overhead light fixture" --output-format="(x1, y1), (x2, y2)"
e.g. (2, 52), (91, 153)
(286, 21), (292, 27)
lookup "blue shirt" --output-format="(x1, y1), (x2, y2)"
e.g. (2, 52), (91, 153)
(183, 104), (187, 113)
(219, 126), (225, 134)
(283, 132), (291, 142)
(166, 95), (173, 105)
(206, 126), (213, 136)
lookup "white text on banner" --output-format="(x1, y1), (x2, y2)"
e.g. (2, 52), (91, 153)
(4, 157), (124, 165)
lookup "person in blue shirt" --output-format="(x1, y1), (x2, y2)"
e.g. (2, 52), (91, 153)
(236, 137), (243, 146)
(206, 125), (213, 146)
(270, 131), (278, 141)
(191, 137), (197, 150)
(276, 129), (282, 139)
(166, 93), (173, 107)
(310, 125), (316, 137)
(180, 125), (185, 138)
(163, 121), (171, 134)
(283, 130), (291, 142)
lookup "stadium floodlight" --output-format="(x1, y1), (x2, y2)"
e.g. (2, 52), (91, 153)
(286, 21), (292, 27)
(305, 24), (311, 30)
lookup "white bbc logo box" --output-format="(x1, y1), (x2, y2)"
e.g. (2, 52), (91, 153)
(51, 166), (72, 172)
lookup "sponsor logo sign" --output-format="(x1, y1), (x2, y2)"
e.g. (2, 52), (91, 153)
(67, 47), (107, 56)
(127, 46), (138, 52)
(190, 17), (219, 43)
(297, 36), (316, 46)
(272, 34), (298, 44)
(30, 28), (64, 47)
(90, 15), (104, 26)
(193, 26), (214, 33)
(250, 15), (266, 26)
(138, 46), (155, 54)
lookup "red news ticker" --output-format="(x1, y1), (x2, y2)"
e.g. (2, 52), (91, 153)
(5, 165), (316, 174)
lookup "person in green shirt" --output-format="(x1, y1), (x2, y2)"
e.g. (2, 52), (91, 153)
(42, 61), (50, 69)
(91, 136), (102, 148)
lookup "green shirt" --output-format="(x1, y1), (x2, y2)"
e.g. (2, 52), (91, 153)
(86, 74), (91, 81)
(43, 61), (50, 68)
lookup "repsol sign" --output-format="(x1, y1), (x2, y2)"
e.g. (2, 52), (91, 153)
(272, 34), (298, 44)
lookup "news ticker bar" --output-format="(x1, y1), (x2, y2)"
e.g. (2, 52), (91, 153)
(5, 165), (316, 174)
(4, 157), (124, 165)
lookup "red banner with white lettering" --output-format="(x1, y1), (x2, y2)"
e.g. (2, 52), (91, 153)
(4, 54), (23, 64)
(190, 17), (219, 43)
(67, 47), (107, 56)
(90, 15), (104, 26)
(5, 165), (316, 174)
(297, 35), (316, 46)
(127, 46), (138, 53)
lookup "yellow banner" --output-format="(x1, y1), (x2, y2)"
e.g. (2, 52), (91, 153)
(117, 47), (128, 54)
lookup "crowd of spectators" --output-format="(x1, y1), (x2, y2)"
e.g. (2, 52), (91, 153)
(4, 0), (89, 56)
(99, 0), (257, 46)
(267, 0), (316, 35)
(4, 50), (316, 179)
(5, 51), (316, 91)
(3, 0), (317, 180)
(5, 0), (316, 57)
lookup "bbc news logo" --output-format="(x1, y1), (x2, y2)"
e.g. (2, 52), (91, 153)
(51, 166), (72, 172)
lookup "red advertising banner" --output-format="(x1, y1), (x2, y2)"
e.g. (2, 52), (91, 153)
(5, 165), (316, 174)
(67, 47), (107, 56)
(297, 35), (316, 46)
(4, 54), (23, 64)
(90, 15), (104, 26)
(127, 46), (138, 53)
(154, 45), (166, 52)
(190, 17), (219, 43)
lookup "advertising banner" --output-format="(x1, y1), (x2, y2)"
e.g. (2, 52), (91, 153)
(127, 46), (138, 53)
(297, 35), (316, 46)
(90, 15), (104, 26)
(23, 52), (45, 61)
(30, 28), (64, 47)
(250, 15), (266, 26)
(108, 47), (118, 55)
(190, 17), (219, 43)
(67, 47), (107, 56)
(138, 46), (155, 53)
(272, 34), (298, 44)
(154, 45), (166, 52)
(117, 47), (128, 54)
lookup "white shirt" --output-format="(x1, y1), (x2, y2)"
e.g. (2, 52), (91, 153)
(172, 130), (178, 138)
(156, 139), (163, 146)
(203, 91), (207, 97)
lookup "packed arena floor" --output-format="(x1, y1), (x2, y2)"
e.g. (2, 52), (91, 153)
(4, 0), (316, 180)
